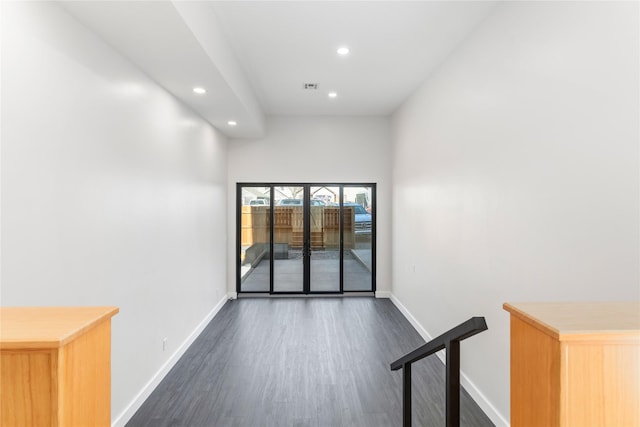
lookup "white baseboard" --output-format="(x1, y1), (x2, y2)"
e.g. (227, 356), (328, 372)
(375, 290), (391, 298)
(389, 293), (509, 427)
(389, 293), (446, 360)
(227, 291), (238, 300)
(112, 295), (229, 427)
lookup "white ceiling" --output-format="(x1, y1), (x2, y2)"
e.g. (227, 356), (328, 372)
(62, 1), (497, 138)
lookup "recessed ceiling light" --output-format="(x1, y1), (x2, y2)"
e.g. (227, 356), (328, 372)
(193, 87), (206, 94)
(337, 47), (350, 56)
(328, 92), (337, 98)
(227, 120), (237, 126)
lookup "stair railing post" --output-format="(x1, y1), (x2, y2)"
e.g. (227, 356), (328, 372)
(403, 362), (412, 427)
(445, 340), (461, 427)
(391, 317), (487, 427)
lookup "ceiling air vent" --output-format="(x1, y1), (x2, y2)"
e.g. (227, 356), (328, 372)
(303, 83), (319, 90)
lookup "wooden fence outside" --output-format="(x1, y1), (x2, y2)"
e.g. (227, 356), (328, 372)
(241, 206), (355, 249)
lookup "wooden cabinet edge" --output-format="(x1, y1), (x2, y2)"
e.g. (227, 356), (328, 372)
(503, 302), (560, 339)
(0, 307), (118, 427)
(0, 306), (119, 350)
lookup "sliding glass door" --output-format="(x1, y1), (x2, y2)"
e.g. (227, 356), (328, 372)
(272, 186), (304, 292)
(238, 186), (271, 292)
(309, 186), (341, 293)
(343, 185), (374, 291)
(237, 183), (375, 294)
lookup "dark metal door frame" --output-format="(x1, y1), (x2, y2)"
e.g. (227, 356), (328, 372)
(236, 183), (376, 295)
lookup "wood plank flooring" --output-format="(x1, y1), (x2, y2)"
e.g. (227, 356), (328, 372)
(126, 298), (494, 427)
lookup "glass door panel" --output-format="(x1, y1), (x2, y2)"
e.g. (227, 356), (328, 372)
(239, 186), (271, 292)
(273, 186), (304, 292)
(343, 186), (373, 291)
(237, 183), (375, 294)
(310, 186), (340, 292)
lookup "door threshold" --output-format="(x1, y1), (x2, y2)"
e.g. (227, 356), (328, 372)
(237, 292), (375, 298)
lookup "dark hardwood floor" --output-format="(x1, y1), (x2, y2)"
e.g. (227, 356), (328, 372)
(126, 298), (494, 427)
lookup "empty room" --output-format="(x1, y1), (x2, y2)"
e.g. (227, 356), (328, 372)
(1, 1), (638, 426)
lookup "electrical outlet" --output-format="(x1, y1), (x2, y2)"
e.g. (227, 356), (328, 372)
(162, 338), (167, 352)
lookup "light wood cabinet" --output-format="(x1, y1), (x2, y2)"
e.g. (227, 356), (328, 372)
(504, 302), (639, 427)
(0, 306), (119, 426)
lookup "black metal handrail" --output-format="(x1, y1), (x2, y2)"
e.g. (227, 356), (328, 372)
(390, 317), (488, 427)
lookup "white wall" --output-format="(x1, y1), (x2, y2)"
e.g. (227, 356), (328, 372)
(391, 1), (639, 424)
(227, 116), (391, 294)
(1, 2), (228, 423)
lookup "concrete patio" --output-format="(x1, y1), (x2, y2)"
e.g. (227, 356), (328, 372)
(241, 249), (372, 293)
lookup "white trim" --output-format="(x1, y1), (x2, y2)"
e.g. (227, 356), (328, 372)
(375, 291), (391, 298)
(389, 293), (509, 427)
(227, 291), (238, 300)
(112, 296), (228, 427)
